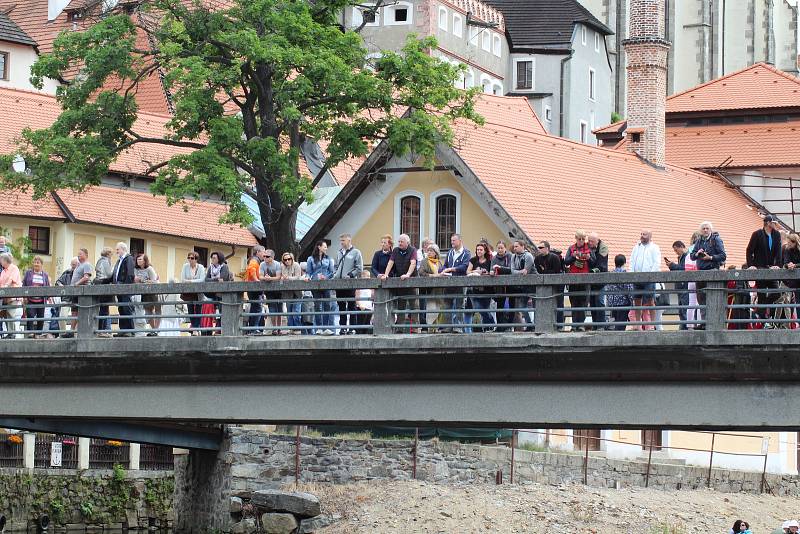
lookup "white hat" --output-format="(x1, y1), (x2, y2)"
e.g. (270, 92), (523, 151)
(786, 519), (799, 527)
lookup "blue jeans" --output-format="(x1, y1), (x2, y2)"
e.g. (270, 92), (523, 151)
(98, 304), (111, 333)
(312, 290), (334, 332)
(469, 296), (495, 331)
(286, 300), (302, 330)
(246, 291), (264, 332)
(448, 288), (466, 330)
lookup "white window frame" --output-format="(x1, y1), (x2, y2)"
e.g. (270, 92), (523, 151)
(464, 69), (474, 88)
(438, 6), (448, 31)
(352, 4), (380, 27)
(429, 189), (462, 242)
(386, 1), (413, 25)
(482, 30), (491, 52)
(594, 32), (601, 52)
(580, 120), (589, 143)
(452, 13), (463, 37)
(513, 58), (534, 91)
(492, 33), (502, 57)
(544, 106), (552, 123)
(589, 68), (596, 101)
(479, 74), (491, 94)
(581, 25), (587, 45)
(468, 26), (480, 47)
(0, 51), (8, 81)
(394, 190), (425, 248)
(491, 81), (503, 95)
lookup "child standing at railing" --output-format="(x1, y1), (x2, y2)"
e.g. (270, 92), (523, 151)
(355, 270), (374, 333)
(604, 254), (634, 331)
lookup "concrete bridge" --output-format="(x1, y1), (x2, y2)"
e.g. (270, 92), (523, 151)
(1, 269), (799, 437)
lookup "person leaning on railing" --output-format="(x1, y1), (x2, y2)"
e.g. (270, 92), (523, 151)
(564, 230), (594, 332)
(379, 234), (418, 333)
(490, 241), (512, 331)
(94, 247), (114, 337)
(508, 240), (535, 331)
(782, 233), (800, 316)
(180, 252), (206, 335)
(203, 251), (233, 336)
(417, 243), (444, 332)
(0, 252), (23, 339)
(466, 241), (495, 332)
(134, 253), (160, 336)
(22, 256), (51, 338)
(746, 215), (783, 326)
(306, 241), (336, 335)
(278, 252), (303, 334)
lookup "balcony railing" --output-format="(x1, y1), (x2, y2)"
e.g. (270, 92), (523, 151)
(0, 269), (798, 338)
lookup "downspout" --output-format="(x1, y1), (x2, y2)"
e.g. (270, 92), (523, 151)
(721, 0), (726, 75)
(616, 0), (624, 114)
(559, 50), (574, 138)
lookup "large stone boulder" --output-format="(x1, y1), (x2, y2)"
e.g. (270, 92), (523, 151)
(231, 518), (257, 534)
(260, 512), (299, 534)
(251, 490), (321, 518)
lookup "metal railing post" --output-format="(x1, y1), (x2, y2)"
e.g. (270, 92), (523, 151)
(510, 429), (517, 484)
(645, 441), (653, 488)
(76, 295), (97, 339)
(412, 427), (418, 480)
(534, 283), (556, 333)
(761, 453), (768, 494)
(373, 287), (394, 335)
(583, 435), (589, 485)
(295, 425), (301, 488)
(707, 433), (715, 488)
(220, 292), (243, 336)
(704, 281), (727, 331)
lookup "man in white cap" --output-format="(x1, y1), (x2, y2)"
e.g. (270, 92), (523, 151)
(775, 519), (800, 534)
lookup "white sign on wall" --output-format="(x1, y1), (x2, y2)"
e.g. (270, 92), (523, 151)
(51, 442), (62, 467)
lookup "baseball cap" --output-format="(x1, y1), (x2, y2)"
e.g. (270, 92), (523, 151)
(764, 214), (777, 223)
(787, 519), (799, 527)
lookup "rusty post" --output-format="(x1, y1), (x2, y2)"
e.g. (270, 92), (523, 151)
(760, 453), (768, 494)
(510, 430), (517, 484)
(707, 433), (715, 488)
(644, 441), (654, 488)
(295, 425), (301, 487)
(412, 427), (418, 480)
(583, 435), (589, 485)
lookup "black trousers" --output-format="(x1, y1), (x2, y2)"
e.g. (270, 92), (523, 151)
(337, 289), (357, 329)
(116, 294), (134, 332)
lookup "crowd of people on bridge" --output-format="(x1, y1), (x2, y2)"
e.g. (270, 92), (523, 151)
(0, 214), (799, 337)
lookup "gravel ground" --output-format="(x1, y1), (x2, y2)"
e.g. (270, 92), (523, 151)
(297, 480), (800, 533)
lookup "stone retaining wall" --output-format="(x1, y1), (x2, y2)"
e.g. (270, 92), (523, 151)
(227, 428), (800, 496)
(0, 468), (174, 531)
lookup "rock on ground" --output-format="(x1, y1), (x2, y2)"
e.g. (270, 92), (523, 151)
(260, 512), (298, 534)
(294, 480), (800, 533)
(252, 489), (322, 518)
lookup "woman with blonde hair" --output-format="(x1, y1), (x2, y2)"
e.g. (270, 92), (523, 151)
(417, 242), (445, 332)
(279, 251), (304, 333)
(783, 233), (800, 313)
(0, 252), (23, 338)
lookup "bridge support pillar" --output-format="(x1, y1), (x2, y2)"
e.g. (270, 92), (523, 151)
(78, 437), (90, 470)
(129, 443), (140, 471)
(173, 426), (234, 533)
(22, 433), (35, 469)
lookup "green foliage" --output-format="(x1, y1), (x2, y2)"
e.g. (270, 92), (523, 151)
(517, 442), (549, 453)
(49, 496), (67, 525)
(611, 111), (623, 123)
(80, 500), (95, 520)
(650, 523), (687, 534)
(144, 477), (175, 517)
(0, 227), (35, 271)
(0, 0), (481, 251)
(112, 463), (126, 483)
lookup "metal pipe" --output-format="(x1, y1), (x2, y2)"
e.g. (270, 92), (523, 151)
(761, 452), (768, 493)
(295, 425), (301, 487)
(558, 51), (574, 137)
(583, 434), (589, 485)
(510, 429), (517, 484)
(645, 441), (654, 487)
(412, 427), (418, 480)
(707, 433), (716, 487)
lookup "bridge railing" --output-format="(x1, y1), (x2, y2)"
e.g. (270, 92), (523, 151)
(0, 269), (797, 337)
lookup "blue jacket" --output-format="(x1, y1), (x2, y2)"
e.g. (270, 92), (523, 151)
(442, 248), (471, 275)
(690, 232), (727, 270)
(306, 255), (334, 280)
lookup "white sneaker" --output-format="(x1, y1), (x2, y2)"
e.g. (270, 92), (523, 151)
(322, 329), (334, 336)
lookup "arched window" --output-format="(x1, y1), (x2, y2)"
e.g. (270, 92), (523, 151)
(492, 82), (503, 95)
(492, 34), (502, 56)
(400, 195), (421, 247)
(438, 6), (448, 31)
(435, 195), (457, 249)
(464, 70), (474, 88)
(452, 13), (463, 37)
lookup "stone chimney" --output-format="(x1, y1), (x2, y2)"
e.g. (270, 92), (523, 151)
(622, 0), (671, 167)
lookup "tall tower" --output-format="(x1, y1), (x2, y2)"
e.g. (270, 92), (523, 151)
(622, 0), (671, 167)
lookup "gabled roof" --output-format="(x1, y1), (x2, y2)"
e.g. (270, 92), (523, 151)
(0, 0), (85, 54)
(666, 120), (800, 169)
(483, 0), (612, 49)
(668, 63), (800, 114)
(0, 11), (36, 46)
(306, 94), (762, 266)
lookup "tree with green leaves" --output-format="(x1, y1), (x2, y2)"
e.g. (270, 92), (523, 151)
(0, 0), (481, 254)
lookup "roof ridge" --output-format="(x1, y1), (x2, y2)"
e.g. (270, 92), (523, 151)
(667, 62), (800, 103)
(668, 120), (800, 134)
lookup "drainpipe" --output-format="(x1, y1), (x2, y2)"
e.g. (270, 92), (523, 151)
(721, 0), (726, 75)
(559, 50), (574, 138)
(616, 0), (624, 114)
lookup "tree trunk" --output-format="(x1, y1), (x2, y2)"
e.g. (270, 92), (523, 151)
(263, 207), (299, 257)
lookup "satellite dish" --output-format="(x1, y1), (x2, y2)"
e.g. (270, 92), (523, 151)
(11, 155), (25, 173)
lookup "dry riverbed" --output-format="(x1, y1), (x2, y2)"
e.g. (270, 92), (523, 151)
(298, 479), (800, 533)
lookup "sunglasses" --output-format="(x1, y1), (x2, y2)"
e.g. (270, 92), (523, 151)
(187, 256), (197, 260)
(537, 246), (546, 249)
(282, 257), (292, 262)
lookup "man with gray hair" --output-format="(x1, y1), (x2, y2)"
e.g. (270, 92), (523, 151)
(112, 242), (136, 336)
(333, 233), (363, 334)
(380, 234), (418, 331)
(440, 233), (471, 332)
(690, 221), (726, 329)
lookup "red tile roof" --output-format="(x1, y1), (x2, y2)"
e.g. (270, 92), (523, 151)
(0, 191), (64, 219)
(449, 98), (763, 266)
(0, 86), (186, 175)
(58, 186), (256, 246)
(666, 120), (800, 169)
(0, 0), (84, 54)
(592, 119), (626, 135)
(667, 63), (800, 113)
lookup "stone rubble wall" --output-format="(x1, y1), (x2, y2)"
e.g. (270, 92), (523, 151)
(0, 469), (174, 531)
(227, 428), (800, 497)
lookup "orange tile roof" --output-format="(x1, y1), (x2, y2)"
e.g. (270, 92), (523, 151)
(449, 100), (762, 266)
(0, 86), (187, 175)
(58, 186), (256, 246)
(0, 191), (64, 219)
(667, 63), (800, 113)
(0, 0), (85, 54)
(666, 120), (800, 169)
(592, 119), (626, 135)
